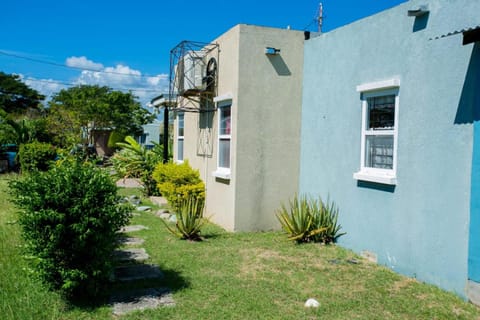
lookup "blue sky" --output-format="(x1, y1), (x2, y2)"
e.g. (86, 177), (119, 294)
(0, 0), (405, 106)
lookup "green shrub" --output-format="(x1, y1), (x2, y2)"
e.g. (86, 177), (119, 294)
(107, 130), (126, 149)
(152, 161), (205, 212)
(18, 141), (56, 172)
(9, 161), (131, 299)
(276, 194), (345, 244)
(162, 195), (206, 240)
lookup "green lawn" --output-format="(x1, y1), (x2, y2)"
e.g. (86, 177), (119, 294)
(1, 174), (479, 319)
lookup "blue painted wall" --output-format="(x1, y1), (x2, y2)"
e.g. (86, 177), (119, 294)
(468, 43), (480, 283)
(141, 121), (162, 147)
(299, 0), (479, 297)
(471, 119), (480, 282)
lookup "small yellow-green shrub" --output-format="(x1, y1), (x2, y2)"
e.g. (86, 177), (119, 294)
(152, 161), (205, 212)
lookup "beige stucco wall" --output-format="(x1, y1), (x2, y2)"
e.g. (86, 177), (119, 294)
(175, 25), (240, 231)
(174, 24), (304, 231)
(234, 25), (304, 231)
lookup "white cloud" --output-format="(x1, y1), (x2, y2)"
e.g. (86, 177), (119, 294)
(20, 56), (169, 108)
(72, 60), (169, 106)
(20, 75), (66, 100)
(147, 74), (168, 86)
(65, 56), (104, 70)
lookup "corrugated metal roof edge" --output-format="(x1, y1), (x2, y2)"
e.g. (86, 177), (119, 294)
(430, 25), (480, 40)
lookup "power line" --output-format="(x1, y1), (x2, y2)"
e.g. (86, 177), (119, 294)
(22, 77), (164, 93)
(0, 50), (164, 79)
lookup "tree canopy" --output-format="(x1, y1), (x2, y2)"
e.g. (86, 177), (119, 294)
(0, 72), (45, 116)
(0, 72), (46, 145)
(47, 85), (154, 147)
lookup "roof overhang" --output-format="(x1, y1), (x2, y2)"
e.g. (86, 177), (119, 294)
(150, 94), (177, 108)
(463, 27), (480, 45)
(431, 25), (480, 45)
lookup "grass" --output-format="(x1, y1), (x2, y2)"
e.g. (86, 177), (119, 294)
(1, 174), (480, 319)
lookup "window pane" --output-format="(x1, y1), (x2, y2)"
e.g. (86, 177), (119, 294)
(178, 113), (184, 137)
(365, 135), (393, 169)
(177, 139), (184, 161)
(367, 95), (395, 130)
(219, 138), (230, 168)
(220, 107), (231, 135)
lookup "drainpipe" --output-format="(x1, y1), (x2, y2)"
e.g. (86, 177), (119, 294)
(163, 106), (169, 163)
(151, 94), (174, 163)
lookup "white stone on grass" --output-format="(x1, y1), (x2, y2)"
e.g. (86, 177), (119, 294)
(305, 298), (320, 308)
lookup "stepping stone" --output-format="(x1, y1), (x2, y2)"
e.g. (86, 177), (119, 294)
(158, 212), (172, 220)
(114, 248), (149, 263)
(118, 236), (145, 246)
(150, 196), (168, 206)
(128, 195), (141, 206)
(114, 264), (164, 282)
(111, 287), (175, 315)
(121, 225), (149, 233)
(137, 206), (151, 212)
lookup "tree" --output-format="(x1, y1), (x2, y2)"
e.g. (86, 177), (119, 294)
(0, 72), (46, 145)
(47, 85), (154, 148)
(0, 72), (44, 116)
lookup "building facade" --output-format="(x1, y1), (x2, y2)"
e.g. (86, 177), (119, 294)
(299, 0), (479, 302)
(173, 24), (305, 231)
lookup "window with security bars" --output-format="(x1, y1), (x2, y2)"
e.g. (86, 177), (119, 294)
(218, 104), (231, 169)
(354, 79), (399, 185)
(365, 95), (395, 169)
(177, 112), (184, 162)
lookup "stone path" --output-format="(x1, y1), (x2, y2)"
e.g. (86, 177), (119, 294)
(113, 248), (150, 263)
(117, 236), (145, 246)
(121, 225), (149, 233)
(111, 193), (175, 315)
(114, 264), (164, 282)
(110, 288), (175, 316)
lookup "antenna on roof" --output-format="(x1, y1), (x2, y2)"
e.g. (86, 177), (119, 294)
(316, 3), (324, 33)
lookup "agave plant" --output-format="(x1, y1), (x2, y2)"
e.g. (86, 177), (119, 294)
(310, 197), (346, 244)
(162, 196), (206, 241)
(276, 194), (326, 243)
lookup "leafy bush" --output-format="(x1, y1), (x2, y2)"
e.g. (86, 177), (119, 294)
(107, 130), (126, 149)
(9, 161), (131, 299)
(18, 141), (56, 172)
(162, 196), (206, 240)
(152, 161), (205, 212)
(112, 136), (163, 196)
(276, 194), (345, 244)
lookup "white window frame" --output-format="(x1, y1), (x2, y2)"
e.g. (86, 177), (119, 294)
(176, 112), (184, 163)
(353, 79), (400, 185)
(212, 94), (232, 180)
